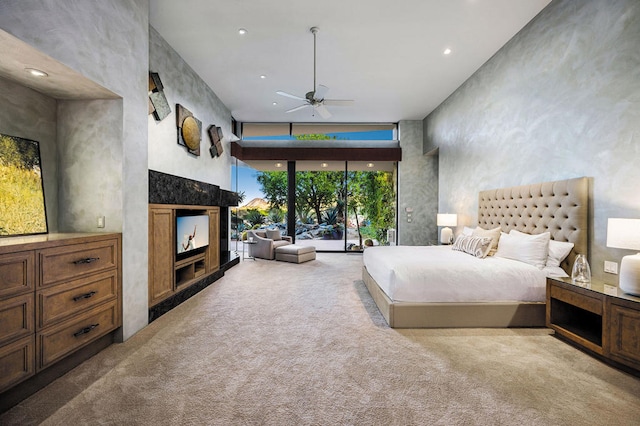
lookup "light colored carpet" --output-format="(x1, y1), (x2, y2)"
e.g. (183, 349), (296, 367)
(2, 253), (639, 425)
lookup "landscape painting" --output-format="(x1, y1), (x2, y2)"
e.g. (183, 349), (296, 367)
(0, 133), (48, 237)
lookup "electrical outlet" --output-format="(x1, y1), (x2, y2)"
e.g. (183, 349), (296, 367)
(97, 216), (105, 228)
(604, 261), (618, 274)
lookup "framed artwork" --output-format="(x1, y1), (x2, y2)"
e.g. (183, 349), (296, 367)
(176, 104), (201, 156)
(0, 133), (48, 237)
(207, 125), (224, 157)
(148, 72), (171, 121)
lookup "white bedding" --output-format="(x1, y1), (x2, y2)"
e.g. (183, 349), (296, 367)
(362, 245), (547, 303)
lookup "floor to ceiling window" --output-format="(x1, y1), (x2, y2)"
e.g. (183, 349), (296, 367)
(231, 123), (397, 253)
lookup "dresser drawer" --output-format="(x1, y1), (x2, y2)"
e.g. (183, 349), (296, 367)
(37, 301), (118, 370)
(0, 335), (35, 393)
(39, 239), (118, 287)
(0, 293), (34, 347)
(37, 270), (118, 329)
(0, 250), (34, 298)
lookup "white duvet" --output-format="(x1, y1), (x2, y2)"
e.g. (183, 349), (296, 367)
(363, 245), (547, 303)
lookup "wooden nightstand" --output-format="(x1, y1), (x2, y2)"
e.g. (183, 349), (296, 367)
(546, 277), (640, 374)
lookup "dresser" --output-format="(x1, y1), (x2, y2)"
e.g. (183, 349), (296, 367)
(0, 233), (122, 394)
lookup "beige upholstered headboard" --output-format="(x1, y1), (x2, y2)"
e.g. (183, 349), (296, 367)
(478, 177), (589, 274)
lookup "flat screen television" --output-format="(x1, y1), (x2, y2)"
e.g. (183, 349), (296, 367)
(176, 214), (209, 255)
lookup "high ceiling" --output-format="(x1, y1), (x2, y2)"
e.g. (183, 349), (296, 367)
(150, 0), (551, 124)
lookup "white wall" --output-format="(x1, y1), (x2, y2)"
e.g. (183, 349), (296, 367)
(424, 0), (640, 282)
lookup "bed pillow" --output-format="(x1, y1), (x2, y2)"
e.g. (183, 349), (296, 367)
(472, 226), (502, 255)
(452, 235), (493, 259)
(543, 265), (569, 278)
(462, 226), (475, 236)
(266, 229), (282, 241)
(546, 240), (574, 268)
(495, 231), (550, 269)
(510, 230), (574, 268)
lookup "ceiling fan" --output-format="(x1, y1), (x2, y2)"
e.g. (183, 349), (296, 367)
(276, 27), (354, 119)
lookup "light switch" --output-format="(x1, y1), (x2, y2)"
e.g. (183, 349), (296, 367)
(604, 261), (618, 274)
(97, 216), (105, 228)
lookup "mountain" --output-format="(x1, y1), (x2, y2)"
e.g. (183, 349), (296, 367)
(241, 198), (270, 210)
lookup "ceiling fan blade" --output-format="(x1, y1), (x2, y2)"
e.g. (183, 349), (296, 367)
(277, 91), (306, 101)
(322, 99), (355, 106)
(313, 84), (329, 101)
(286, 104), (310, 113)
(315, 104), (332, 119)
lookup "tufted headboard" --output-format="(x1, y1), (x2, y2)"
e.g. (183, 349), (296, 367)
(478, 177), (589, 274)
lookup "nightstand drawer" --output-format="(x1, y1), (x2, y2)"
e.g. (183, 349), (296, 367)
(0, 335), (35, 393)
(37, 301), (118, 370)
(608, 302), (640, 370)
(39, 239), (118, 287)
(0, 293), (34, 347)
(0, 250), (34, 298)
(37, 270), (118, 329)
(550, 284), (602, 315)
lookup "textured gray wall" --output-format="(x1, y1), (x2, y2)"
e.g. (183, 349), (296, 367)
(149, 27), (233, 189)
(0, 76), (58, 232)
(57, 99), (123, 233)
(0, 0), (150, 339)
(398, 120), (438, 245)
(424, 0), (640, 283)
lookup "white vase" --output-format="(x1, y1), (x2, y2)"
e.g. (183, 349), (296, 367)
(571, 254), (591, 283)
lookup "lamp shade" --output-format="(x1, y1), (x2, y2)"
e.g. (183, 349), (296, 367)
(437, 214), (458, 227)
(607, 218), (640, 250)
(607, 218), (640, 296)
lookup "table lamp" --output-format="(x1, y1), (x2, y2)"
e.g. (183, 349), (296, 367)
(607, 218), (640, 296)
(437, 213), (457, 244)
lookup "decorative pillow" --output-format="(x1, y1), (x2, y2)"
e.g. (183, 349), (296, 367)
(266, 229), (282, 241)
(495, 231), (550, 269)
(452, 235), (493, 259)
(472, 226), (502, 255)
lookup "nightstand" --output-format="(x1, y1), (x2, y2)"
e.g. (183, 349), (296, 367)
(546, 277), (640, 374)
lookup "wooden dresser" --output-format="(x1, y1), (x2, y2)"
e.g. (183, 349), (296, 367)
(0, 233), (122, 394)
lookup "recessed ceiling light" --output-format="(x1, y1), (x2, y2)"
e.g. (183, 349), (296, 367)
(275, 162), (282, 168)
(25, 67), (48, 77)
(260, 75), (267, 79)
(321, 162), (328, 168)
(238, 28), (248, 35)
(272, 102), (277, 106)
(367, 163), (374, 168)
(443, 48), (452, 55)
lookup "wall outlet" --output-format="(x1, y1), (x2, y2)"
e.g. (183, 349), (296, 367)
(97, 216), (105, 228)
(604, 260), (618, 274)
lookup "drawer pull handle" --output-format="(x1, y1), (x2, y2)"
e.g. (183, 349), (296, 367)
(74, 323), (100, 337)
(73, 257), (100, 265)
(73, 291), (97, 301)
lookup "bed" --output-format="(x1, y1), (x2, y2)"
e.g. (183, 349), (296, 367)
(362, 177), (589, 328)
